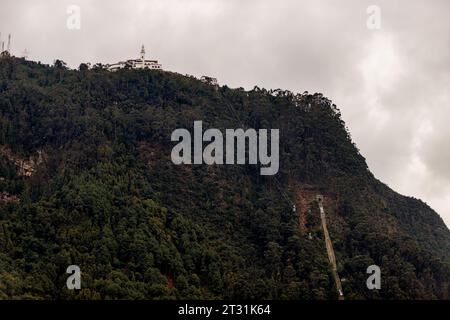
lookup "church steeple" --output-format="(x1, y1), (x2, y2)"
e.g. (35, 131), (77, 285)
(140, 45), (145, 61)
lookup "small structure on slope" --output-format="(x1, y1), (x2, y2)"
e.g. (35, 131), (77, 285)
(200, 76), (218, 86)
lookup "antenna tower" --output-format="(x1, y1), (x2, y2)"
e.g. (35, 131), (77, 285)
(22, 48), (29, 59)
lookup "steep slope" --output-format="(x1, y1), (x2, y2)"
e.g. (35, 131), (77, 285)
(0, 56), (449, 299)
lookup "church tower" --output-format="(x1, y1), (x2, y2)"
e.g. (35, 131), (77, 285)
(140, 45), (145, 68)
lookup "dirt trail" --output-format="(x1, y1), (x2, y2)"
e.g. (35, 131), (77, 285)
(318, 196), (344, 300)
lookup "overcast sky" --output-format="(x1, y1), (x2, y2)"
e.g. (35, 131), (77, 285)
(1, 0), (449, 227)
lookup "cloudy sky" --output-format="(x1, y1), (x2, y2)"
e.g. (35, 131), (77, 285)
(1, 0), (449, 227)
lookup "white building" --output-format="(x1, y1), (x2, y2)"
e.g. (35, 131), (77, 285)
(107, 45), (162, 71)
(200, 76), (218, 86)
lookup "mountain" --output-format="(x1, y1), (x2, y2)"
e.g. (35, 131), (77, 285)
(0, 56), (449, 299)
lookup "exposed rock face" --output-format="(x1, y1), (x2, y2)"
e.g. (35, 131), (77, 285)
(0, 147), (45, 206)
(0, 191), (19, 204)
(0, 146), (44, 177)
(296, 187), (317, 234)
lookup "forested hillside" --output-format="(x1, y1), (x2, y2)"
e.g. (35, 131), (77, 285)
(0, 55), (449, 299)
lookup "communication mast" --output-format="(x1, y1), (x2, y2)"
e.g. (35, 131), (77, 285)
(7, 34), (11, 52)
(22, 48), (29, 59)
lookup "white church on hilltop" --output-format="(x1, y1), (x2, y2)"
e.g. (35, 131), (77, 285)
(107, 45), (162, 71)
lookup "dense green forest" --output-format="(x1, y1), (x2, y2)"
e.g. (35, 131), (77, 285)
(0, 55), (449, 299)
